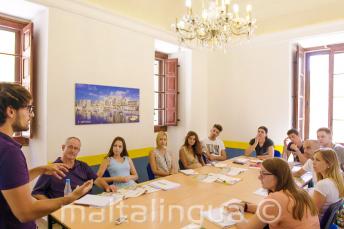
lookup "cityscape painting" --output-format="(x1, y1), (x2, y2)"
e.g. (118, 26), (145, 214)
(75, 83), (140, 125)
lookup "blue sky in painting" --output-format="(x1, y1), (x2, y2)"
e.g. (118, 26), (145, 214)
(75, 83), (139, 101)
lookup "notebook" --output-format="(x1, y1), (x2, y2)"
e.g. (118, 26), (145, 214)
(180, 169), (199, 175)
(74, 194), (122, 207)
(227, 167), (247, 176)
(148, 179), (181, 190)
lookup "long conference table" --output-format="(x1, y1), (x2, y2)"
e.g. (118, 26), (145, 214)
(49, 156), (311, 229)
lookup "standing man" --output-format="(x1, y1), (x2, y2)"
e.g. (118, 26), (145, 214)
(202, 124), (227, 162)
(32, 137), (116, 199)
(0, 83), (93, 229)
(317, 127), (344, 170)
(283, 129), (307, 164)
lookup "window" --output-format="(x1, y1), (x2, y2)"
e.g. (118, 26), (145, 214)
(0, 16), (33, 145)
(293, 44), (344, 142)
(153, 51), (178, 132)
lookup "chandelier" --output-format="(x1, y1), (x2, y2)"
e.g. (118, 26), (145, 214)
(172, 0), (256, 49)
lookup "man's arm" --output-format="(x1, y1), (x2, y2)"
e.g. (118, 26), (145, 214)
(210, 149), (227, 161)
(2, 180), (93, 223)
(32, 194), (49, 200)
(245, 139), (257, 156)
(29, 163), (69, 181)
(292, 167), (306, 177)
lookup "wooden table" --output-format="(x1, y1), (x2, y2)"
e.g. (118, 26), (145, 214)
(48, 157), (267, 229)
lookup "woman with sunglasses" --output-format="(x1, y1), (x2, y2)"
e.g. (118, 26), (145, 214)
(227, 158), (319, 229)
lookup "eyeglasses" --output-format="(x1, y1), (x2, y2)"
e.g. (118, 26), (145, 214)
(259, 171), (273, 177)
(24, 105), (35, 113)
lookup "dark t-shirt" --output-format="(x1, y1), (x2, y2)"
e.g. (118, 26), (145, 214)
(249, 137), (274, 156)
(32, 157), (97, 198)
(287, 142), (304, 162)
(0, 132), (36, 229)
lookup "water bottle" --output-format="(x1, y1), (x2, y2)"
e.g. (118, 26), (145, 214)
(64, 179), (72, 196)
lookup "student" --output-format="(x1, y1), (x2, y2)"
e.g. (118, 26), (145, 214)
(201, 124), (227, 162)
(244, 126), (274, 160)
(32, 137), (116, 199)
(179, 131), (205, 169)
(149, 131), (177, 177)
(312, 148), (344, 219)
(283, 128), (307, 164)
(0, 83), (93, 228)
(293, 140), (320, 184)
(227, 158), (319, 229)
(317, 127), (344, 170)
(97, 136), (138, 188)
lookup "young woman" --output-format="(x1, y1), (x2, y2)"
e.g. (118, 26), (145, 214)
(97, 136), (138, 188)
(179, 131), (205, 169)
(312, 148), (344, 219)
(149, 131), (177, 177)
(244, 126), (274, 160)
(227, 158), (319, 229)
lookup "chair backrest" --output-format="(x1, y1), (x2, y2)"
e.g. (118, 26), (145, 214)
(320, 199), (344, 229)
(103, 169), (110, 178)
(146, 163), (155, 180)
(179, 160), (185, 170)
(274, 150), (281, 158)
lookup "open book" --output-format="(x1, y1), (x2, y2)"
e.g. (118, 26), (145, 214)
(202, 173), (241, 185)
(148, 179), (181, 190)
(227, 167), (247, 176)
(74, 194), (122, 207)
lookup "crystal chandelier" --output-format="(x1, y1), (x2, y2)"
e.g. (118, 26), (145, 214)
(172, 0), (256, 49)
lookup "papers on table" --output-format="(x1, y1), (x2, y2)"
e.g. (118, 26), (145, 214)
(254, 188), (268, 197)
(227, 167), (247, 176)
(148, 179), (181, 190)
(233, 158), (249, 165)
(141, 184), (161, 193)
(180, 169), (199, 175)
(181, 223), (203, 229)
(214, 162), (229, 168)
(200, 173), (241, 185)
(221, 198), (242, 207)
(74, 194), (122, 207)
(117, 187), (147, 199)
(249, 159), (263, 163)
(202, 203), (243, 228)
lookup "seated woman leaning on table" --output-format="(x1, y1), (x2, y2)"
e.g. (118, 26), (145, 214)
(149, 131), (178, 178)
(244, 126), (274, 160)
(226, 158), (319, 229)
(97, 136), (138, 188)
(312, 148), (344, 220)
(179, 131), (205, 169)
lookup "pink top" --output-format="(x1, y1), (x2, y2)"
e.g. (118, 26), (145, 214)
(263, 191), (320, 229)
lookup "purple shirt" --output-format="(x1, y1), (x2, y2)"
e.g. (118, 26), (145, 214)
(0, 131), (36, 229)
(32, 158), (97, 198)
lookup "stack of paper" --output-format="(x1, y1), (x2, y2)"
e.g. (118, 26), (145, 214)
(254, 188), (268, 197)
(221, 198), (243, 207)
(141, 184), (161, 193)
(180, 169), (199, 175)
(214, 163), (229, 168)
(74, 194), (122, 207)
(120, 188), (147, 199)
(148, 179), (181, 190)
(233, 158), (249, 165)
(227, 167), (247, 176)
(214, 173), (241, 185)
(200, 175), (218, 183)
(202, 207), (240, 228)
(181, 223), (203, 229)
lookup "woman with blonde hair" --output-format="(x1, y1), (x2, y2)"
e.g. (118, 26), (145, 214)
(227, 158), (319, 229)
(180, 131), (205, 169)
(312, 148), (344, 219)
(149, 132), (177, 177)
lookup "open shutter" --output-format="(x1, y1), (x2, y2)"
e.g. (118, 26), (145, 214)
(21, 23), (33, 138)
(164, 58), (178, 126)
(292, 44), (306, 138)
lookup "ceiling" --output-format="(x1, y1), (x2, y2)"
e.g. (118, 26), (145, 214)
(83, 0), (344, 35)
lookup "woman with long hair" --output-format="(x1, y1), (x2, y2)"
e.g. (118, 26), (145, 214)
(149, 131), (177, 177)
(97, 136), (138, 188)
(228, 158), (319, 229)
(312, 148), (344, 219)
(179, 131), (205, 169)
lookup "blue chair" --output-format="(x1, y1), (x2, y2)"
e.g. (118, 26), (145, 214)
(320, 199), (344, 229)
(103, 169), (110, 178)
(274, 150), (281, 158)
(146, 163), (155, 180)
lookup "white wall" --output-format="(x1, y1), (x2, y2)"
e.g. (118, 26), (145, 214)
(207, 21), (344, 145)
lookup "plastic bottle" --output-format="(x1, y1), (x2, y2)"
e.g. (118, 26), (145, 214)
(64, 179), (72, 196)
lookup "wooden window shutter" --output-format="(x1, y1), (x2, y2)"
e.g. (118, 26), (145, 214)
(164, 58), (178, 126)
(21, 22), (33, 138)
(292, 44), (306, 138)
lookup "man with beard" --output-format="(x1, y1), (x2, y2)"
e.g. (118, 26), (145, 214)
(0, 83), (93, 229)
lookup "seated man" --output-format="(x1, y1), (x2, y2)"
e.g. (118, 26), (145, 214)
(282, 128), (307, 164)
(317, 127), (344, 170)
(244, 126), (274, 160)
(201, 124), (227, 163)
(293, 140), (320, 184)
(32, 137), (116, 199)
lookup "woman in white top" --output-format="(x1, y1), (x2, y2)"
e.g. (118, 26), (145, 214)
(97, 136), (138, 188)
(149, 131), (177, 178)
(312, 148), (344, 219)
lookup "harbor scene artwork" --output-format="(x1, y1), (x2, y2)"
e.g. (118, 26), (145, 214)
(75, 83), (140, 125)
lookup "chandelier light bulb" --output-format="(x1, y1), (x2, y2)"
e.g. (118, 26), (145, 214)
(185, 0), (192, 8)
(246, 4), (252, 12)
(233, 4), (239, 14)
(225, 0), (230, 5)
